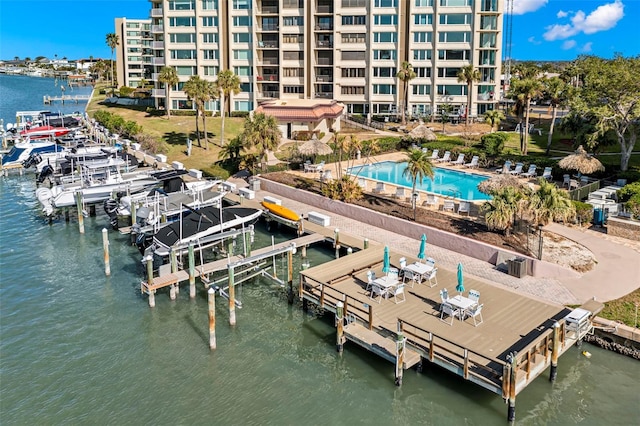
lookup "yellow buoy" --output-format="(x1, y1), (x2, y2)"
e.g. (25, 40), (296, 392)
(582, 351), (592, 358)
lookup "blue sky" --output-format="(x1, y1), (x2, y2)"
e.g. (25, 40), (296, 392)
(0, 0), (637, 62)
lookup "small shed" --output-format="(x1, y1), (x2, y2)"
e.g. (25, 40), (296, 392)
(255, 99), (344, 140)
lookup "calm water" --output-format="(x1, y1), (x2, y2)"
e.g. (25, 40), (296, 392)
(348, 161), (491, 201)
(1, 77), (639, 425)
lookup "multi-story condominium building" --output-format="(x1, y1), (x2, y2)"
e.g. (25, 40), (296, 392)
(120, 0), (502, 119)
(115, 18), (154, 89)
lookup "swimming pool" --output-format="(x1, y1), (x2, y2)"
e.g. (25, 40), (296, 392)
(347, 161), (491, 201)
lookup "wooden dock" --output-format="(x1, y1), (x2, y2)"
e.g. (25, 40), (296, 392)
(43, 94), (91, 104)
(299, 246), (602, 421)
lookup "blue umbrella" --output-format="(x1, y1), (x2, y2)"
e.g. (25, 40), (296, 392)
(456, 263), (465, 294)
(382, 246), (390, 273)
(417, 234), (427, 261)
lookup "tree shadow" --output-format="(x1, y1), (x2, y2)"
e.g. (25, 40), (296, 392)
(164, 131), (189, 146)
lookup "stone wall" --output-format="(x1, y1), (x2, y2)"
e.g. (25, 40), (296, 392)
(258, 178), (579, 280)
(607, 217), (640, 241)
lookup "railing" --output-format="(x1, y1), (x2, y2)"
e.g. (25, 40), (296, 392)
(258, 41), (278, 48)
(316, 5), (333, 13)
(150, 8), (163, 18)
(316, 40), (333, 48)
(316, 58), (333, 65)
(258, 91), (279, 99)
(259, 6), (279, 14)
(257, 74), (279, 81)
(258, 58), (279, 65)
(259, 24), (279, 31)
(152, 41), (164, 49)
(151, 25), (164, 33)
(315, 92), (333, 98)
(568, 180), (601, 201)
(343, 114), (384, 130)
(315, 75), (333, 82)
(315, 24), (333, 31)
(152, 89), (165, 97)
(152, 57), (165, 66)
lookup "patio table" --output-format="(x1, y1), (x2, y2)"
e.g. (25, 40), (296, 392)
(448, 295), (477, 321)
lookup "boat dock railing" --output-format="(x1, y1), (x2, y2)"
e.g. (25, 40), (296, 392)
(43, 95), (91, 104)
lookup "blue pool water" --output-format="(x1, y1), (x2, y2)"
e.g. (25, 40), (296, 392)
(348, 161), (491, 201)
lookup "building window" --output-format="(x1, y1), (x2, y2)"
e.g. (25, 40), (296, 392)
(234, 66), (252, 76)
(341, 86), (365, 95)
(342, 0), (367, 7)
(373, 32), (397, 43)
(203, 66), (219, 76)
(170, 17), (196, 27)
(240, 83), (252, 92)
(437, 67), (461, 78)
(202, 33), (218, 43)
(342, 51), (366, 61)
(438, 49), (470, 60)
(341, 68), (365, 77)
(437, 85), (467, 95)
(374, 0), (397, 6)
(233, 33), (251, 43)
(342, 15), (366, 25)
(373, 84), (396, 94)
(283, 67), (304, 77)
(413, 32), (432, 43)
(202, 17), (219, 27)
(415, 0), (433, 6)
(176, 66), (196, 76)
(374, 15), (397, 25)
(282, 34), (303, 43)
(414, 14), (433, 25)
(283, 51), (303, 60)
(414, 67), (431, 78)
(203, 50), (218, 60)
(284, 86), (304, 94)
(283, 16), (304, 26)
(234, 101), (253, 111)
(233, 16), (251, 27)
(373, 49), (396, 60)
(440, 0), (472, 6)
(413, 50), (432, 60)
(232, 0), (251, 9)
(233, 50), (251, 60)
(126, 31), (141, 37)
(373, 67), (395, 77)
(169, 0), (195, 11)
(126, 22), (140, 29)
(439, 14), (472, 25)
(341, 33), (366, 43)
(438, 32), (471, 43)
(412, 85), (431, 95)
(170, 50), (197, 60)
(170, 33), (196, 43)
(202, 0), (218, 10)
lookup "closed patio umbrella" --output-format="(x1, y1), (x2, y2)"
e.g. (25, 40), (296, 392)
(558, 145), (604, 176)
(383, 246), (391, 273)
(417, 234), (427, 261)
(456, 263), (465, 294)
(477, 173), (527, 194)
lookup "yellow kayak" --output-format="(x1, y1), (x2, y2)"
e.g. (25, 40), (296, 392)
(261, 201), (300, 221)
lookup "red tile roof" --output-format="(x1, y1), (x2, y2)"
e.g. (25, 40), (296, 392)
(256, 100), (344, 121)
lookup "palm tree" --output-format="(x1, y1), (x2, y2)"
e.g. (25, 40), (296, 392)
(482, 186), (528, 236)
(484, 109), (505, 132)
(215, 70), (241, 147)
(509, 77), (543, 155)
(105, 33), (119, 94)
(183, 76), (205, 148)
(396, 61), (416, 125)
(332, 132), (348, 178)
(457, 65), (481, 125)
(543, 77), (570, 155)
(241, 113), (281, 171)
(402, 149), (434, 221)
(527, 179), (576, 226)
(158, 66), (179, 119)
(218, 135), (244, 164)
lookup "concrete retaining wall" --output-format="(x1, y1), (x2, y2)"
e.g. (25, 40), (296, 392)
(259, 178), (579, 279)
(607, 217), (640, 241)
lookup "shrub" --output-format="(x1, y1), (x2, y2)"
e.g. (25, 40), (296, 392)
(134, 133), (168, 155)
(480, 132), (508, 157)
(231, 111), (250, 118)
(618, 182), (640, 202)
(572, 201), (593, 225)
(201, 164), (231, 180)
(118, 86), (135, 97)
(617, 170), (640, 184)
(626, 193), (640, 219)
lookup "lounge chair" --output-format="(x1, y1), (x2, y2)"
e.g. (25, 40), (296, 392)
(373, 182), (386, 193)
(450, 153), (466, 166)
(440, 302), (460, 325)
(443, 199), (456, 212)
(521, 164), (537, 178)
(394, 187), (406, 199)
(458, 201), (470, 216)
(495, 160), (512, 174)
(429, 149), (439, 160)
(541, 167), (553, 181)
(435, 151), (451, 163)
(423, 193), (439, 208)
(509, 163), (524, 176)
(463, 156), (479, 168)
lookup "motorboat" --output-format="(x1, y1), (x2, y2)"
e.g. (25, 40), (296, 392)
(148, 205), (263, 257)
(1, 138), (65, 167)
(20, 125), (71, 139)
(35, 158), (158, 216)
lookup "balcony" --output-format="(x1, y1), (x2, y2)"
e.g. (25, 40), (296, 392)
(316, 5), (333, 14)
(258, 58), (279, 65)
(259, 24), (279, 32)
(257, 41), (279, 49)
(258, 91), (280, 99)
(151, 8), (163, 18)
(258, 6), (279, 14)
(152, 57), (165, 66)
(316, 40), (333, 48)
(316, 58), (333, 66)
(315, 23), (333, 31)
(315, 75), (333, 82)
(152, 89), (166, 97)
(151, 25), (164, 33)
(257, 75), (279, 82)
(152, 41), (164, 49)
(315, 92), (333, 99)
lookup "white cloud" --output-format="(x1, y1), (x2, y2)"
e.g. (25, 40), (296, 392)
(527, 36), (542, 45)
(562, 40), (577, 50)
(543, 1), (625, 40)
(580, 42), (593, 53)
(513, 0), (548, 15)
(557, 10), (568, 18)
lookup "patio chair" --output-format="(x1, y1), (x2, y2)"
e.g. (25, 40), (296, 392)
(391, 283), (406, 304)
(562, 174), (571, 188)
(403, 269), (420, 288)
(463, 156), (479, 168)
(521, 164), (537, 178)
(373, 182), (386, 194)
(421, 147), (428, 154)
(425, 267), (438, 288)
(439, 288), (449, 304)
(370, 283), (385, 304)
(366, 270), (376, 292)
(450, 153), (466, 166)
(464, 303), (484, 326)
(495, 160), (512, 174)
(468, 289), (480, 303)
(394, 187), (406, 199)
(399, 257), (407, 276)
(423, 193), (439, 208)
(458, 201), (470, 216)
(443, 199), (456, 213)
(435, 151), (451, 163)
(509, 162), (524, 176)
(357, 177), (367, 188)
(541, 167), (553, 181)
(440, 302), (460, 325)
(429, 149), (439, 160)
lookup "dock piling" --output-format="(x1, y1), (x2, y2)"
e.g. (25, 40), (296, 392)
(364, 238), (369, 249)
(228, 265), (236, 326)
(75, 191), (84, 234)
(170, 249), (179, 296)
(395, 322), (405, 386)
(188, 243), (196, 298)
(550, 321), (560, 382)
(208, 287), (216, 350)
(507, 352), (517, 422)
(102, 228), (110, 276)
(287, 250), (294, 305)
(336, 300), (345, 353)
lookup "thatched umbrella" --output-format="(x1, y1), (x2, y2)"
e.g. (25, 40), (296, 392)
(558, 145), (605, 175)
(298, 138), (333, 162)
(409, 124), (437, 140)
(477, 173), (528, 194)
